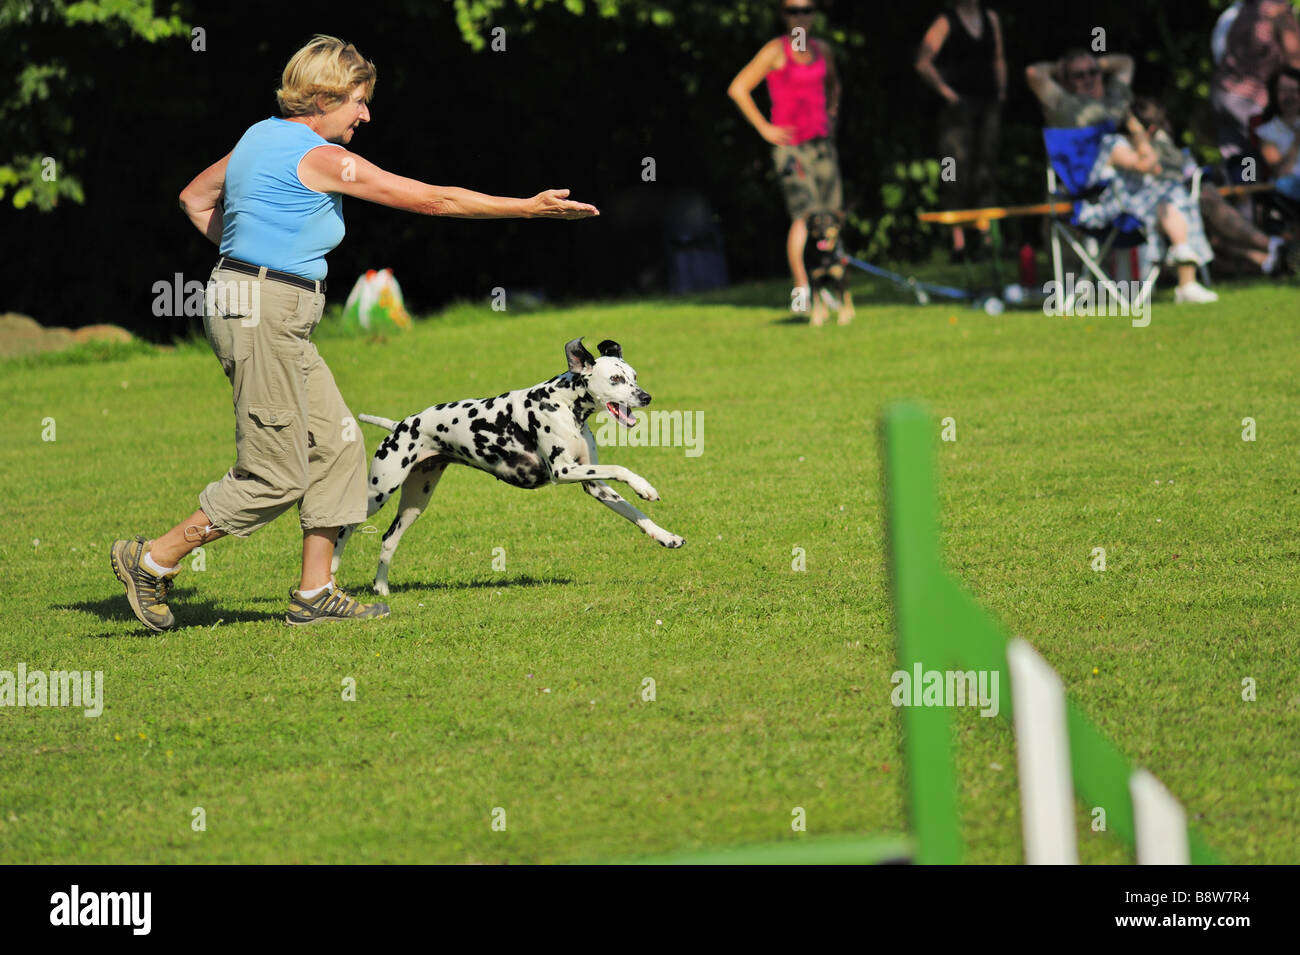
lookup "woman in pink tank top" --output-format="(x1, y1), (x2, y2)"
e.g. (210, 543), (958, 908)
(729, 2), (844, 319)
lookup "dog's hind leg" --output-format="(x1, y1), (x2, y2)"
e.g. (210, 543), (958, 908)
(331, 524), (355, 576)
(374, 460), (447, 596)
(333, 431), (422, 578)
(583, 480), (684, 548)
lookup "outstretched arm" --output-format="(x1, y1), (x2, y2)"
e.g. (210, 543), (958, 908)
(298, 146), (599, 218)
(178, 152), (231, 245)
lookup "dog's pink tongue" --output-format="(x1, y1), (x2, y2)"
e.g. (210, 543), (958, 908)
(607, 401), (636, 426)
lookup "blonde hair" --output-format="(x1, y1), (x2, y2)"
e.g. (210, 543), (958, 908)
(276, 35), (376, 117)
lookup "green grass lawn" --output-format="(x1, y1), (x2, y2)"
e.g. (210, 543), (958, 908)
(1, 273), (1297, 864)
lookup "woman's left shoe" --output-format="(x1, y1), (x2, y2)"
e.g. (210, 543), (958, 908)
(1174, 281), (1218, 304)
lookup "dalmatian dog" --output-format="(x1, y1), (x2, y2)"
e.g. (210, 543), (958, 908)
(331, 337), (685, 595)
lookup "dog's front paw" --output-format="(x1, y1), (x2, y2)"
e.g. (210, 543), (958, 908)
(630, 478), (659, 501)
(659, 534), (685, 548)
(373, 579), (391, 597)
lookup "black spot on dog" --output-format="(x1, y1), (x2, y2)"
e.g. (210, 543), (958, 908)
(376, 448), (389, 460)
(436, 423), (448, 433)
(371, 477), (378, 484)
(407, 442), (415, 451)
(423, 482), (430, 493)
(548, 445), (564, 463)
(467, 408), (478, 418)
(412, 417), (420, 427)
(543, 425), (550, 433)
(451, 418), (458, 425)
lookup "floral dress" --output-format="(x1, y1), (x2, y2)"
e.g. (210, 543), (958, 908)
(1074, 132), (1213, 265)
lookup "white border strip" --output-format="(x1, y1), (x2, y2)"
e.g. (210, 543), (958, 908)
(1130, 769), (1190, 864)
(1008, 639), (1079, 864)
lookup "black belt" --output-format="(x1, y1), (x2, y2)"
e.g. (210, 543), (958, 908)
(215, 256), (326, 294)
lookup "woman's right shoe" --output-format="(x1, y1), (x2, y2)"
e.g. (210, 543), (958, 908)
(110, 536), (178, 632)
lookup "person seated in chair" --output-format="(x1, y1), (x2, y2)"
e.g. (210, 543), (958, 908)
(1132, 97), (1290, 275)
(1025, 48), (1134, 128)
(1256, 66), (1300, 200)
(1077, 109), (1219, 304)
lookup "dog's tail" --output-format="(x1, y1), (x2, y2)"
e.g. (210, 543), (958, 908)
(358, 413), (399, 431)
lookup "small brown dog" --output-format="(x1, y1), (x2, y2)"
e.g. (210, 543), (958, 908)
(805, 210), (855, 326)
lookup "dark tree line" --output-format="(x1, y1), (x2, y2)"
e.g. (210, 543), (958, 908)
(0, 0), (1237, 340)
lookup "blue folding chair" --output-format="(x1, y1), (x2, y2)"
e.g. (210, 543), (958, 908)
(1043, 122), (1160, 312)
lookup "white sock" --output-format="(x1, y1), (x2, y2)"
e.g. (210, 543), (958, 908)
(298, 581), (334, 600)
(143, 551), (178, 577)
(1261, 236), (1284, 273)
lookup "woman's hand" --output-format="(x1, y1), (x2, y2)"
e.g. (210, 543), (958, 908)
(526, 189), (600, 219)
(759, 121), (796, 146)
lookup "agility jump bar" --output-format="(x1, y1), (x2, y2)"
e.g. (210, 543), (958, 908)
(885, 402), (1218, 864)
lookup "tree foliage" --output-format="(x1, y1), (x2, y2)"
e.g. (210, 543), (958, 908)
(0, 0), (187, 210)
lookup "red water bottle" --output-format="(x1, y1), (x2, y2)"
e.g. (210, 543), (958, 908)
(1018, 243), (1037, 288)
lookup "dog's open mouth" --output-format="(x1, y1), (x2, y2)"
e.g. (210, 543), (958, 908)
(607, 402), (637, 427)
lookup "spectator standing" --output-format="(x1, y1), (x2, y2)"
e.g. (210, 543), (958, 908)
(729, 1), (843, 315)
(915, 1), (1007, 259)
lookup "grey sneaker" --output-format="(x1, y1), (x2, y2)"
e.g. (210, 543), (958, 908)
(286, 583), (390, 626)
(110, 536), (179, 632)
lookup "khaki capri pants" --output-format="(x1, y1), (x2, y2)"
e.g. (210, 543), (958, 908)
(198, 265), (368, 537)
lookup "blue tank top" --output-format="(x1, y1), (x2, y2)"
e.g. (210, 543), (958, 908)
(220, 118), (345, 280)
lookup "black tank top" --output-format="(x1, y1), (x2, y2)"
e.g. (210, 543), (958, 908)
(933, 6), (997, 97)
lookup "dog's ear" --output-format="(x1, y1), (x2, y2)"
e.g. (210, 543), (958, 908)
(565, 337), (595, 373)
(596, 339), (622, 359)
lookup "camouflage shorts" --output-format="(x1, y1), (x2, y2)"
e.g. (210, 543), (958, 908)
(772, 137), (843, 221)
